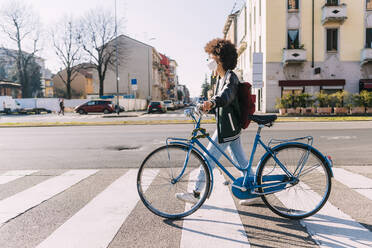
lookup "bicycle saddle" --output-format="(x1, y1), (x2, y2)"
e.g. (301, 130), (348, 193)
(248, 115), (277, 125)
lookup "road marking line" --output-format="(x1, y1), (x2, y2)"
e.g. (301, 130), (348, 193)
(333, 167), (372, 201)
(0, 170), (38, 185)
(36, 169), (158, 248)
(0, 170), (98, 227)
(275, 182), (372, 247)
(181, 171), (250, 248)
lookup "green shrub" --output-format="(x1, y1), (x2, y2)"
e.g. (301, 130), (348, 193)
(316, 91), (331, 107)
(275, 95), (292, 109)
(330, 90), (349, 108)
(351, 93), (364, 107)
(360, 91), (372, 107)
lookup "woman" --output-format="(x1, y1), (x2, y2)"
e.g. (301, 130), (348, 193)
(176, 38), (257, 205)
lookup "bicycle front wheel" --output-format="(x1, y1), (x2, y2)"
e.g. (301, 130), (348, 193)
(137, 144), (211, 219)
(257, 143), (332, 219)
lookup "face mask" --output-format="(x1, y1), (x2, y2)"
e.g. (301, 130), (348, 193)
(207, 59), (217, 71)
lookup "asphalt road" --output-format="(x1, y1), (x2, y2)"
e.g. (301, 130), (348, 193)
(0, 122), (372, 248)
(0, 121), (371, 170)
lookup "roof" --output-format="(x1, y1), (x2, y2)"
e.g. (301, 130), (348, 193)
(0, 81), (22, 87)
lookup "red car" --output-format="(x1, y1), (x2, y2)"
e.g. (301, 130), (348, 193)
(74, 100), (115, 114)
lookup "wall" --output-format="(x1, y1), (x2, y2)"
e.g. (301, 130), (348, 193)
(99, 35), (152, 100)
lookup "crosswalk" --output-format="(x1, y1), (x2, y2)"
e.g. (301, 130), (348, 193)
(141, 113), (215, 118)
(0, 166), (371, 248)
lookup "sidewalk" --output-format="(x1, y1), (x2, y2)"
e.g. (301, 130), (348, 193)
(0, 112), (372, 127)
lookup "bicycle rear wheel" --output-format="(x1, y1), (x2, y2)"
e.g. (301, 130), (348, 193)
(257, 143), (332, 219)
(137, 144), (210, 219)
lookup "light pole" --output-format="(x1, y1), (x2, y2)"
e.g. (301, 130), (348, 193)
(115, 0), (120, 114)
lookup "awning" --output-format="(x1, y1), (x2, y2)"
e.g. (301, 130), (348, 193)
(279, 79), (345, 87)
(360, 79), (372, 89)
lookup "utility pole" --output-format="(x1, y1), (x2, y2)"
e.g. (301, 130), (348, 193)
(115, 0), (120, 114)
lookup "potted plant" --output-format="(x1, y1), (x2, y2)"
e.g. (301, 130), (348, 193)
(316, 91), (332, 114)
(350, 93), (366, 114)
(331, 91), (349, 115)
(275, 97), (288, 115)
(299, 93), (315, 115)
(360, 90), (372, 114)
(283, 94), (297, 115)
(293, 94), (302, 114)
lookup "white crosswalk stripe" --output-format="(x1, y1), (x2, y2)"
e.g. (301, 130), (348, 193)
(0, 170), (98, 227)
(36, 169), (157, 248)
(0, 170), (38, 184)
(0, 167), (372, 247)
(181, 170), (250, 247)
(332, 167), (372, 201)
(275, 182), (372, 247)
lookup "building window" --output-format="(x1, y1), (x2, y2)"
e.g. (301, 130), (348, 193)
(288, 0), (299, 10)
(326, 0), (339, 6)
(288, 29), (299, 49)
(366, 28), (372, 48)
(327, 29), (338, 52)
(368, 0), (372, 10)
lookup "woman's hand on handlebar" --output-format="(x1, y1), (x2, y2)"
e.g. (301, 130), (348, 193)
(202, 101), (213, 112)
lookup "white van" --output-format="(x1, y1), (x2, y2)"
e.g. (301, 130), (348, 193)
(0, 96), (22, 114)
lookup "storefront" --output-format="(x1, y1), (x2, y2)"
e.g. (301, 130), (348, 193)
(279, 79), (346, 96)
(359, 79), (372, 92)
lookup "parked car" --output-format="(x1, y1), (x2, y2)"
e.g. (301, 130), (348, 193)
(74, 100), (115, 114)
(163, 100), (176, 110)
(147, 101), (167, 113)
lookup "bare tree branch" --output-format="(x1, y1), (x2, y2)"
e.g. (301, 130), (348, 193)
(0, 0), (41, 97)
(77, 8), (126, 97)
(52, 16), (81, 99)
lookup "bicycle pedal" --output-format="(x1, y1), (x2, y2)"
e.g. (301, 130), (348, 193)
(223, 180), (230, 186)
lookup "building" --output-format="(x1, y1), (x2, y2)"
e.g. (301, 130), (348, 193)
(0, 80), (22, 98)
(52, 65), (95, 98)
(223, 0), (372, 112)
(95, 35), (179, 102)
(0, 48), (51, 97)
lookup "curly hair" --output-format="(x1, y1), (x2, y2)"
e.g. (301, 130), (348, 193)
(204, 38), (238, 71)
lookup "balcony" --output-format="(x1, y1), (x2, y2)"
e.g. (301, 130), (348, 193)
(361, 48), (372, 65)
(282, 49), (307, 65)
(321, 4), (347, 25)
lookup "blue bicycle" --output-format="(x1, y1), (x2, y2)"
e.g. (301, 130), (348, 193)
(137, 107), (333, 219)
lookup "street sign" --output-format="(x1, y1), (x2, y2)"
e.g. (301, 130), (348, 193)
(131, 79), (137, 91)
(252, 53), (263, 89)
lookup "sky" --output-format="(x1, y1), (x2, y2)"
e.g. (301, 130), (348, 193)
(0, 0), (243, 97)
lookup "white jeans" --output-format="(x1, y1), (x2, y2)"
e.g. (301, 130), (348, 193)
(194, 130), (253, 192)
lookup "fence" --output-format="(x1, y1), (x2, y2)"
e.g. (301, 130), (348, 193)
(16, 98), (147, 112)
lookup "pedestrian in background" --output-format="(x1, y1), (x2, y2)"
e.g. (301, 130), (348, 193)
(58, 98), (65, 116)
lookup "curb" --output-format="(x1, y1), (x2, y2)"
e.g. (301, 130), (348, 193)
(1, 116), (372, 128)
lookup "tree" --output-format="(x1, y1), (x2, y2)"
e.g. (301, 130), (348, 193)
(0, 1), (41, 97)
(52, 17), (81, 99)
(0, 65), (7, 80)
(201, 74), (210, 99)
(28, 58), (42, 97)
(77, 8), (125, 97)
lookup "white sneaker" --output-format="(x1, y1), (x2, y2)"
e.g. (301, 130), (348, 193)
(175, 192), (199, 204)
(239, 197), (261, 206)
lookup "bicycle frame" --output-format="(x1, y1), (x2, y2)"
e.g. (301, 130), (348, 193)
(166, 108), (331, 199)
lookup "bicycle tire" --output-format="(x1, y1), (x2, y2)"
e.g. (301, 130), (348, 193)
(257, 143), (332, 219)
(137, 144), (211, 219)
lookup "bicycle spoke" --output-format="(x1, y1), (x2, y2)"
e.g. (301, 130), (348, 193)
(137, 145), (210, 219)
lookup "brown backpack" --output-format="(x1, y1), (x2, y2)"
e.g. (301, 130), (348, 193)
(238, 82), (256, 129)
